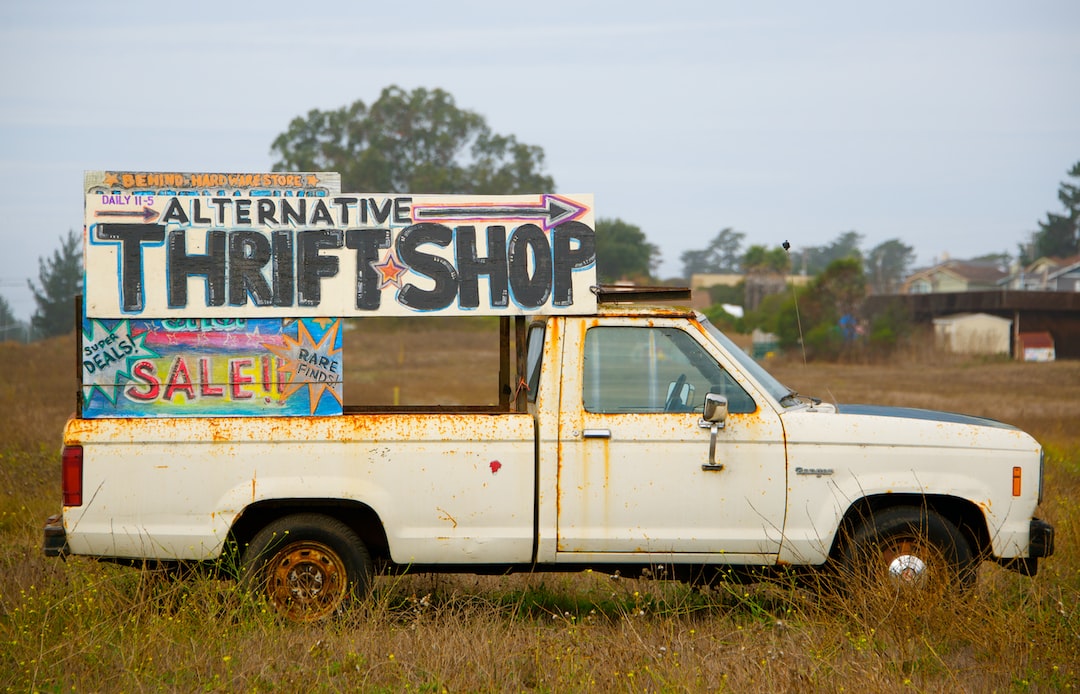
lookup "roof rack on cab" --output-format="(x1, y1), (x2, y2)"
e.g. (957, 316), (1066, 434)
(592, 285), (692, 303)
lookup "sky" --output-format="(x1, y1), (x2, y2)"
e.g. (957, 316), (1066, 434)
(1, 0), (1078, 324)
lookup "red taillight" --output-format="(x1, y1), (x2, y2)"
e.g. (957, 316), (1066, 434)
(62, 445), (83, 507)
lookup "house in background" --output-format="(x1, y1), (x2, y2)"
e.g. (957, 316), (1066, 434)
(932, 313), (1013, 356)
(901, 258), (1008, 294)
(999, 255), (1080, 292)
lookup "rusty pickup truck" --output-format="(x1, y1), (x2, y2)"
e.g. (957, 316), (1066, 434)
(45, 286), (1054, 620)
(43, 173), (1052, 620)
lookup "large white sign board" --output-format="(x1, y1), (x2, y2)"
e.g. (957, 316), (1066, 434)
(84, 171), (597, 318)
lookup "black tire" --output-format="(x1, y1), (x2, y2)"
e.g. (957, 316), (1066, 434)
(239, 513), (372, 621)
(838, 506), (976, 596)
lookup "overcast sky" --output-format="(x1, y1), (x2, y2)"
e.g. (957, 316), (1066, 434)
(1, 0), (1078, 323)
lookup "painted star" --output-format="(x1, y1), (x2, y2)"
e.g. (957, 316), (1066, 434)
(374, 252), (408, 289)
(264, 320), (343, 415)
(82, 319), (160, 405)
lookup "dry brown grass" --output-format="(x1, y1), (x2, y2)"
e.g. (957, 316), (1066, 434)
(768, 356), (1080, 452)
(1, 330), (1077, 691)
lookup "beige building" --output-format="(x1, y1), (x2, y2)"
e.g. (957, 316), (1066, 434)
(932, 312), (1013, 355)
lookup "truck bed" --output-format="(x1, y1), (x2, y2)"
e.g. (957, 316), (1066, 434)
(62, 413), (537, 564)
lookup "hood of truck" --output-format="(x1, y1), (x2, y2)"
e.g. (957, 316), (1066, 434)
(780, 402), (1039, 454)
(834, 404), (1019, 431)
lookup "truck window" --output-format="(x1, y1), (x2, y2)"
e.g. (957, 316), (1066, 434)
(342, 316), (504, 407)
(582, 326), (754, 414)
(525, 324), (545, 402)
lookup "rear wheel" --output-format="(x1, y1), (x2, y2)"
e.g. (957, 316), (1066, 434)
(838, 506), (976, 598)
(240, 513), (372, 621)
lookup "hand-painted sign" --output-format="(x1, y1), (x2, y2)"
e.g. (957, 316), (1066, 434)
(81, 316), (343, 418)
(84, 172), (597, 318)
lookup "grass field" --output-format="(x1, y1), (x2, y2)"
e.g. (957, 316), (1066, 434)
(1, 328), (1077, 692)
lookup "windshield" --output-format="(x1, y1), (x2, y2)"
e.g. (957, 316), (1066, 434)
(699, 316), (796, 406)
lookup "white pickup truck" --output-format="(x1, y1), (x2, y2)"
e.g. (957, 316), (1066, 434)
(45, 287), (1054, 620)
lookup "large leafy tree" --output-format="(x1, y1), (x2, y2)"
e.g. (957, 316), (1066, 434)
(594, 218), (659, 283)
(679, 228), (746, 278)
(29, 229), (82, 339)
(864, 239), (915, 294)
(270, 85), (555, 194)
(768, 257), (866, 360)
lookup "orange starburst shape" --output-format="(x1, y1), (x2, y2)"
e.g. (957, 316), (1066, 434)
(374, 252), (408, 289)
(265, 320), (343, 414)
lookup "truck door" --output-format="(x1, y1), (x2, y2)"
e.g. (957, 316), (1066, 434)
(556, 318), (786, 561)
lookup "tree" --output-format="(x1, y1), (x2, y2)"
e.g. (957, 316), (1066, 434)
(594, 218), (660, 283)
(799, 231), (864, 276)
(0, 294), (26, 343)
(1022, 161), (1080, 262)
(29, 229), (82, 339)
(741, 244), (791, 311)
(864, 239), (915, 294)
(792, 258), (867, 360)
(1030, 213), (1078, 261)
(679, 228), (745, 279)
(270, 85), (555, 195)
(741, 245), (791, 274)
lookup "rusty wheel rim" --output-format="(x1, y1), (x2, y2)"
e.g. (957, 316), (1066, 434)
(265, 540), (347, 621)
(879, 537), (934, 588)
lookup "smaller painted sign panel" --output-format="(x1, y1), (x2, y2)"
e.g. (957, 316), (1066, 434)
(81, 316), (343, 418)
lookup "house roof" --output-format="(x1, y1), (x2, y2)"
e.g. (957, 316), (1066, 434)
(906, 260), (1008, 286)
(1032, 254), (1080, 271)
(932, 312), (1013, 326)
(1019, 332), (1055, 349)
(1048, 259), (1080, 280)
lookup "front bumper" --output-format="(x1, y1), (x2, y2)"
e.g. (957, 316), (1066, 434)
(1029, 517), (1055, 558)
(996, 517), (1054, 576)
(43, 514), (68, 558)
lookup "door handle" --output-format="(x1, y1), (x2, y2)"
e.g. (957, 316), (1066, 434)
(582, 428), (611, 439)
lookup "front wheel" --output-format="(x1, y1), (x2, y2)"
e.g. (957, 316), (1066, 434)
(838, 506), (976, 598)
(239, 513), (372, 621)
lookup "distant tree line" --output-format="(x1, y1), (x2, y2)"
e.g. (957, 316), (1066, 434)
(2, 85), (1076, 348)
(0, 229), (81, 342)
(679, 228), (915, 296)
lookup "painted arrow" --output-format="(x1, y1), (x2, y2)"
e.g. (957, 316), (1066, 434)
(411, 194), (587, 231)
(95, 206), (160, 223)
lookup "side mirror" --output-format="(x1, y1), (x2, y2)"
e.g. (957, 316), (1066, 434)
(703, 392), (728, 425)
(699, 393), (728, 472)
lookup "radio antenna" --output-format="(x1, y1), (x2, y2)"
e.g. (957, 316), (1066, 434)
(782, 240), (808, 366)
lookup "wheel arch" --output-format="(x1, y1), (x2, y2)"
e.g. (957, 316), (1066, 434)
(226, 498), (390, 567)
(829, 494), (990, 560)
